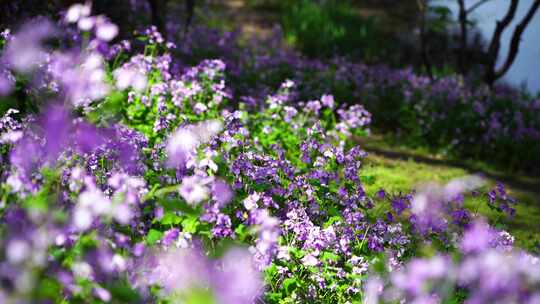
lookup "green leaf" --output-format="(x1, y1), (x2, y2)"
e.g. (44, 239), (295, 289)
(289, 247), (305, 259)
(146, 229), (163, 245)
(159, 212), (183, 225)
(108, 280), (142, 302)
(324, 216), (342, 228)
(283, 278), (298, 294)
(182, 216), (200, 233)
(234, 224), (249, 242)
(24, 190), (49, 212)
(321, 251), (340, 262)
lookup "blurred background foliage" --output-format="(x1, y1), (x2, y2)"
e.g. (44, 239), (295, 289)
(280, 0), (383, 59)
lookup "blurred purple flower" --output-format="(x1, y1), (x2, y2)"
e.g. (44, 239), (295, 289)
(460, 220), (494, 254)
(95, 20), (118, 42)
(0, 68), (14, 96)
(72, 121), (106, 154)
(166, 120), (222, 168)
(320, 94), (335, 108)
(41, 104), (71, 160)
(179, 175), (211, 205)
(214, 247), (263, 304)
(2, 18), (56, 72)
(211, 179), (233, 206)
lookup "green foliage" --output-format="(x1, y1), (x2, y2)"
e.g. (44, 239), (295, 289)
(280, 0), (383, 59)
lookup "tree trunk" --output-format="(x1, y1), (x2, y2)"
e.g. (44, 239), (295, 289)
(457, 0), (468, 74)
(148, 0), (165, 34)
(418, 0), (433, 79)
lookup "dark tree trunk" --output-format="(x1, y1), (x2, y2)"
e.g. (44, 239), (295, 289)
(457, 0), (468, 74)
(185, 0), (196, 33)
(148, 0), (165, 34)
(418, 0), (433, 79)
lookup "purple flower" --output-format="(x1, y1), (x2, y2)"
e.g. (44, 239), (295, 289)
(0, 68), (14, 96)
(376, 189), (386, 199)
(166, 120), (222, 168)
(211, 179), (233, 206)
(391, 255), (452, 298)
(72, 121), (106, 154)
(161, 228), (180, 247)
(2, 18), (56, 72)
(41, 104), (71, 160)
(320, 94), (335, 108)
(179, 175), (210, 205)
(132, 246), (262, 303)
(460, 221), (494, 254)
(214, 248), (263, 304)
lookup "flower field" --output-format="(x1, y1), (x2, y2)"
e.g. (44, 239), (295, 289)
(0, 2), (539, 303)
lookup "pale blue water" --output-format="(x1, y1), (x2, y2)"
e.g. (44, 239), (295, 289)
(446, 0), (540, 94)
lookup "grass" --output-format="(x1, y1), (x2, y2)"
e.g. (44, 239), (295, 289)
(359, 134), (540, 250)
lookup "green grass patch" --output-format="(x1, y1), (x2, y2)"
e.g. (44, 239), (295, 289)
(360, 135), (540, 250)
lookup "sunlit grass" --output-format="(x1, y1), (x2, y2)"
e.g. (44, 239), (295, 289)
(360, 135), (540, 250)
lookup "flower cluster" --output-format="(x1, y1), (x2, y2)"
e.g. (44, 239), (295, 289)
(0, 4), (537, 304)
(171, 23), (540, 171)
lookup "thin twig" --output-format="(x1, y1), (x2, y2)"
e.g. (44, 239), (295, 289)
(467, 0), (492, 14)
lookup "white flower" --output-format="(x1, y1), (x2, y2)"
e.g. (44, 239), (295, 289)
(113, 204), (132, 224)
(72, 261), (93, 279)
(323, 149), (334, 158)
(74, 207), (93, 231)
(0, 130), (23, 143)
(194, 120), (223, 142)
(6, 174), (23, 192)
(83, 53), (103, 70)
(194, 102), (208, 114)
(243, 193), (261, 210)
(411, 193), (428, 214)
(6, 239), (30, 264)
(65, 3), (92, 24)
(167, 128), (199, 155)
(78, 189), (111, 215)
(113, 67), (147, 91)
(179, 176), (210, 205)
(277, 246), (291, 261)
(95, 22), (118, 41)
(112, 254), (126, 272)
(77, 17), (95, 31)
(301, 254), (319, 267)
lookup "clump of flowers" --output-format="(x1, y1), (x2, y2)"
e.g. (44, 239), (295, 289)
(0, 3), (536, 304)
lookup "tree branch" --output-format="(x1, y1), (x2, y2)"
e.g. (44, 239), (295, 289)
(484, 0), (519, 86)
(467, 0), (492, 14)
(494, 0), (540, 79)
